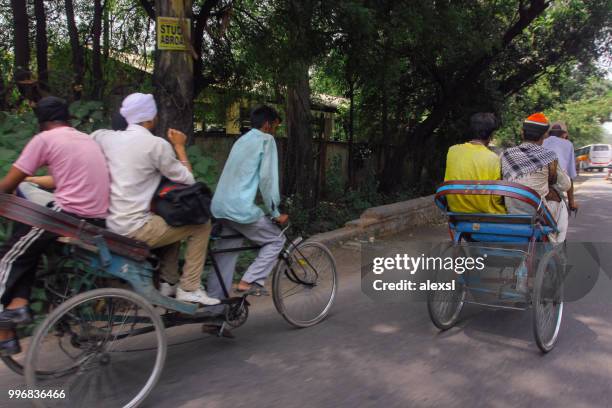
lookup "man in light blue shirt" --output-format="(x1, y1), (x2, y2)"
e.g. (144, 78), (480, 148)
(209, 105), (288, 297)
(543, 121), (578, 211)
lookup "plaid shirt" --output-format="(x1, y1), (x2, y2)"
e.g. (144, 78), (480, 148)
(501, 142), (558, 179)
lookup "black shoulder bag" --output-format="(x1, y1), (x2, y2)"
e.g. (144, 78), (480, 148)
(151, 178), (212, 227)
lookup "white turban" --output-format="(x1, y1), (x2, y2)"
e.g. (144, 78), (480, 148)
(120, 93), (158, 125)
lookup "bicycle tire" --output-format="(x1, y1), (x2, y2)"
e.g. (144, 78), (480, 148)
(272, 241), (337, 328)
(533, 249), (564, 353)
(25, 288), (167, 408)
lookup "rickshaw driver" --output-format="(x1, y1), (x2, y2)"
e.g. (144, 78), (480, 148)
(543, 121), (578, 213)
(208, 105), (288, 300)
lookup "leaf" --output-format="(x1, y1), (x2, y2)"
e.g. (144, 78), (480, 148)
(68, 100), (84, 116)
(90, 110), (104, 121)
(86, 101), (103, 110)
(186, 145), (202, 156)
(0, 147), (16, 161)
(31, 287), (47, 301)
(30, 301), (43, 314)
(192, 162), (208, 177)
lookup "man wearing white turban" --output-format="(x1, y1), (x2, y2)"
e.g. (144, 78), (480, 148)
(91, 93), (219, 306)
(119, 93), (158, 125)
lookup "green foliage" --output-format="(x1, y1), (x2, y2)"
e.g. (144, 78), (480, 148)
(495, 75), (612, 147)
(546, 88), (612, 147)
(69, 100), (110, 133)
(0, 110), (37, 174)
(187, 145), (220, 189)
(0, 221), (12, 245)
(285, 168), (417, 236)
(324, 155), (345, 201)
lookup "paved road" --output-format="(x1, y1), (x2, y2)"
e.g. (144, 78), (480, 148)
(2, 172), (612, 407)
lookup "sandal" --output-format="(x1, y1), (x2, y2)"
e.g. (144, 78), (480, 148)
(234, 282), (269, 297)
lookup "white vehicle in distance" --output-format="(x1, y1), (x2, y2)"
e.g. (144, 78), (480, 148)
(575, 144), (612, 173)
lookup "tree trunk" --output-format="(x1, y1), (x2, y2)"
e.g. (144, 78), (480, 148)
(103, 0), (110, 61)
(282, 0), (316, 207)
(379, 100), (451, 193)
(284, 66), (314, 206)
(192, 0), (220, 97)
(33, 0), (48, 91)
(153, 0), (194, 139)
(10, 0), (30, 96)
(347, 80), (355, 188)
(92, 0), (103, 99)
(65, 0), (84, 100)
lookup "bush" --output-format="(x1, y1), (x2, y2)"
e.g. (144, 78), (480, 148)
(0, 110), (38, 174)
(284, 164), (418, 237)
(186, 144), (219, 188)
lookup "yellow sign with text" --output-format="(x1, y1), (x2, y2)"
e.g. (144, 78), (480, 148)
(157, 17), (191, 51)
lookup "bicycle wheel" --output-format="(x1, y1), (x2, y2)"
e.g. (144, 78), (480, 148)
(1, 256), (96, 378)
(427, 244), (466, 330)
(533, 250), (564, 353)
(427, 272), (466, 330)
(272, 241), (337, 328)
(25, 288), (167, 408)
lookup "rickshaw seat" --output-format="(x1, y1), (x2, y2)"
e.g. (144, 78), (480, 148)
(0, 193), (150, 261)
(435, 181), (558, 242)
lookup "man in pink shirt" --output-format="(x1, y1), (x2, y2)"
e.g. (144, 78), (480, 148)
(0, 97), (110, 356)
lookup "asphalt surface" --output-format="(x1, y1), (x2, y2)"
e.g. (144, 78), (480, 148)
(2, 172), (612, 408)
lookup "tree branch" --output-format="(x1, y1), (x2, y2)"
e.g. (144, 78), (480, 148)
(192, 0), (225, 96)
(138, 0), (155, 20)
(195, 0), (220, 28)
(503, 0), (550, 46)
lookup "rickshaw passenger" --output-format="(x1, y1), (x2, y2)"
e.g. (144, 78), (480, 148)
(0, 97), (111, 356)
(444, 112), (506, 214)
(501, 113), (571, 242)
(91, 93), (219, 306)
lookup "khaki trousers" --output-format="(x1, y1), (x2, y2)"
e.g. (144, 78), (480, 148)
(128, 215), (212, 291)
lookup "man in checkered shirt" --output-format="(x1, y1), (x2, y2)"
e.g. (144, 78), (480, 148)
(501, 113), (571, 242)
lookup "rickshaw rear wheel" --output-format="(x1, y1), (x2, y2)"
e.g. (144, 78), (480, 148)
(25, 288), (167, 408)
(427, 243), (467, 330)
(427, 271), (466, 330)
(533, 251), (564, 353)
(1, 255), (97, 378)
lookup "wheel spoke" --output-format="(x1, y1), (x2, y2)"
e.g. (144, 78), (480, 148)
(273, 242), (337, 327)
(25, 289), (167, 408)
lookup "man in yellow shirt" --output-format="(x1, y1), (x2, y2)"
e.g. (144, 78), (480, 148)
(444, 113), (505, 214)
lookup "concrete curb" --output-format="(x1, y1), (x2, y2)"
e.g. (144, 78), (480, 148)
(309, 174), (588, 246)
(310, 176), (589, 248)
(309, 194), (444, 247)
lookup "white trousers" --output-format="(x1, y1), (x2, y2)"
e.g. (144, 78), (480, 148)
(548, 200), (568, 243)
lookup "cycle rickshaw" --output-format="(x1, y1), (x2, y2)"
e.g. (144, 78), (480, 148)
(427, 181), (565, 353)
(0, 193), (337, 407)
